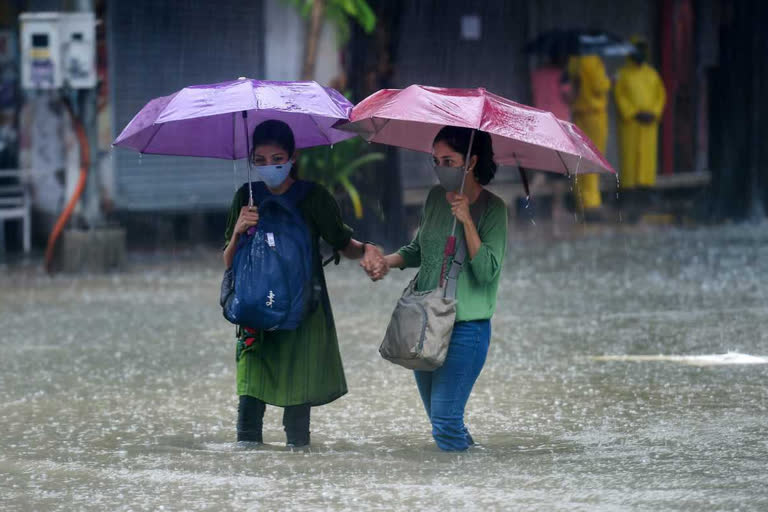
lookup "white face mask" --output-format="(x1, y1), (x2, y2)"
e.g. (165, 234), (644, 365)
(255, 162), (292, 188)
(434, 165), (467, 193)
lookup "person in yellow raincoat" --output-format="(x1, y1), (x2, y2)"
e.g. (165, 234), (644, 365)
(568, 54), (611, 214)
(614, 39), (666, 191)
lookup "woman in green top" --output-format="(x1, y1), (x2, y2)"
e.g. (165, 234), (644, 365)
(223, 120), (386, 447)
(371, 126), (508, 451)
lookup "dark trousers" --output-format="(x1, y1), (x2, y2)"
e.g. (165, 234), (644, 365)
(237, 395), (311, 446)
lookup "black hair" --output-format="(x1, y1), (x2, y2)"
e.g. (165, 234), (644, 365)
(250, 120), (298, 179)
(433, 126), (497, 185)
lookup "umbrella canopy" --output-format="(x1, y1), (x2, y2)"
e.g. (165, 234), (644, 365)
(557, 119), (615, 175)
(336, 85), (614, 176)
(525, 29), (636, 58)
(113, 79), (355, 159)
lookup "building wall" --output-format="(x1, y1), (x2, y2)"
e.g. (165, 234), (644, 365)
(110, 0), (342, 212)
(264, 0), (341, 86)
(109, 0), (265, 212)
(394, 0), (530, 188)
(394, 0), (656, 189)
(530, 0), (657, 173)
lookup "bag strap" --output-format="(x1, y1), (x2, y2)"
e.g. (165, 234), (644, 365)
(445, 190), (490, 300)
(258, 194), (308, 230)
(242, 180), (314, 208)
(247, 180), (340, 269)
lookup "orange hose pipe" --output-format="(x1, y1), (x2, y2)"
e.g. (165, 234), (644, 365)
(44, 103), (90, 273)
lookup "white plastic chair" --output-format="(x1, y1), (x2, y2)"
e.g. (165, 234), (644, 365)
(0, 169), (31, 254)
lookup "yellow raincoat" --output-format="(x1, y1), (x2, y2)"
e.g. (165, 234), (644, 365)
(569, 55), (611, 209)
(614, 61), (666, 188)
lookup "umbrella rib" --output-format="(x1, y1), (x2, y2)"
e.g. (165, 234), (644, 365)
(371, 117), (391, 138)
(556, 151), (571, 177)
(232, 112), (236, 160)
(308, 115), (333, 146)
(140, 123), (165, 154)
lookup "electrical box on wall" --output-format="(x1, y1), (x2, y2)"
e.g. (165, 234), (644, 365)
(20, 12), (96, 90)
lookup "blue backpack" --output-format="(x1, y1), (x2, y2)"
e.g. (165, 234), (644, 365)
(221, 181), (315, 331)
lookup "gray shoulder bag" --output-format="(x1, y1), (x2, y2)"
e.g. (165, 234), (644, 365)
(379, 191), (489, 371)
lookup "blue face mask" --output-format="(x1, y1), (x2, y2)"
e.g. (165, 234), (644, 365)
(256, 162), (293, 189)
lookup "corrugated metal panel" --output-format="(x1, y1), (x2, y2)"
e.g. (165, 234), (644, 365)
(394, 0), (531, 189)
(108, 0), (264, 212)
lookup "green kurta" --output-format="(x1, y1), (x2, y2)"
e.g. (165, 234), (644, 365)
(397, 186), (508, 321)
(224, 181), (352, 407)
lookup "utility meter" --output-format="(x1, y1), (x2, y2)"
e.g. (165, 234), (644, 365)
(20, 12), (97, 90)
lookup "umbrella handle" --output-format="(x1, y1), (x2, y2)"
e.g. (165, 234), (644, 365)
(242, 111), (254, 207)
(450, 129), (476, 237)
(439, 236), (457, 288)
(458, 129), (475, 199)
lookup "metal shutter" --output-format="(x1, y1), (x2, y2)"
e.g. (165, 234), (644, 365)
(108, 0), (264, 211)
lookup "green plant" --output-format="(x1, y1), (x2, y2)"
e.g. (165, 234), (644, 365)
(299, 137), (384, 219)
(284, 0), (376, 45)
(283, 0), (377, 79)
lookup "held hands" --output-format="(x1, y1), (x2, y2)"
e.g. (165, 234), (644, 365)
(234, 206), (260, 235)
(447, 192), (472, 225)
(360, 244), (389, 282)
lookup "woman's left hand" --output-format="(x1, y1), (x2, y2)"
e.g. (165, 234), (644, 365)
(361, 244), (389, 281)
(447, 192), (472, 225)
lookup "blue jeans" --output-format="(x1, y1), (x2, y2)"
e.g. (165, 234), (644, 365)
(414, 320), (491, 451)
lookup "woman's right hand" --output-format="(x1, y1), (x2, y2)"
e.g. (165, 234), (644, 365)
(234, 206), (260, 235)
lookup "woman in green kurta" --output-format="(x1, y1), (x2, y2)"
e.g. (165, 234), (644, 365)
(223, 120), (386, 447)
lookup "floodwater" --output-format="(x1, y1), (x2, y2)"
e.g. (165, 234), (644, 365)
(2, 225), (768, 511)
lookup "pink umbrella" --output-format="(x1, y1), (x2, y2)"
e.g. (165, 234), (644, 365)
(556, 119), (615, 175)
(336, 84), (615, 176)
(337, 85), (615, 286)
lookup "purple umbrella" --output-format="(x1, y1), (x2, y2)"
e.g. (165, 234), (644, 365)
(113, 78), (356, 159)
